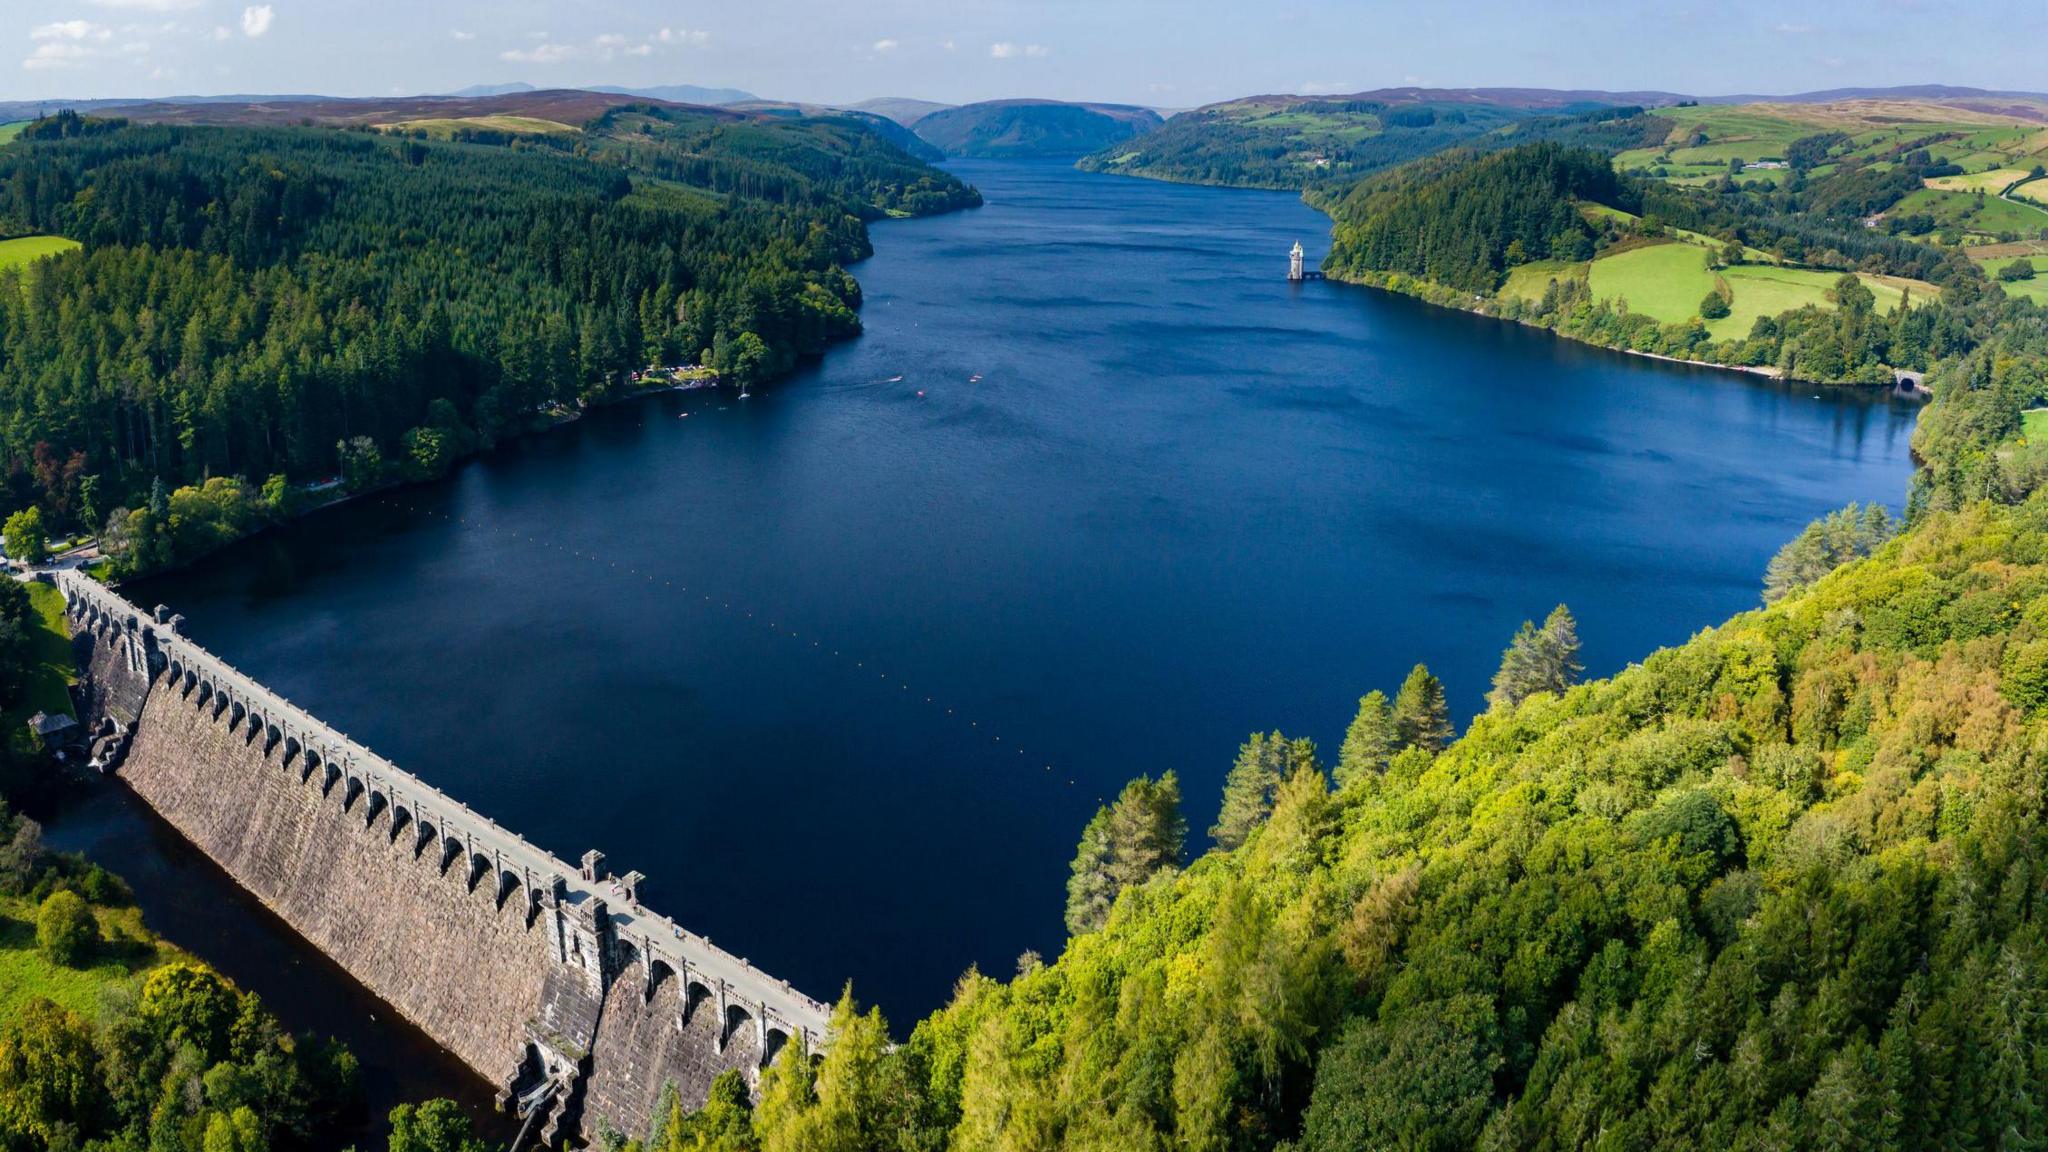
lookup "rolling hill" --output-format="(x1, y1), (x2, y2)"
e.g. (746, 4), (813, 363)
(911, 99), (1163, 158)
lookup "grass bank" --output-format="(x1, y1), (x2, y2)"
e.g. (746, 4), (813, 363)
(0, 891), (178, 1020)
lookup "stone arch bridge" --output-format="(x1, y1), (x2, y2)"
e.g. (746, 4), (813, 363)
(58, 571), (832, 1147)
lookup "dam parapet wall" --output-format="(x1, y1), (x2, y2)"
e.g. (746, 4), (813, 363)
(59, 571), (832, 1145)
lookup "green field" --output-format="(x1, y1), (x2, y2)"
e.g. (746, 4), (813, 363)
(1926, 168), (2039, 195)
(0, 894), (173, 1020)
(382, 114), (577, 139)
(1571, 240), (1929, 337)
(1500, 259), (1587, 304)
(1894, 186), (2048, 238)
(1997, 268), (2048, 305)
(1586, 242), (1719, 322)
(0, 121), (26, 145)
(17, 580), (76, 720)
(0, 234), (81, 272)
(1616, 101), (2048, 191)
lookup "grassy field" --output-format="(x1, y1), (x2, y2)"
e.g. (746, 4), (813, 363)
(0, 121), (27, 144)
(0, 893), (174, 1020)
(1994, 259), (2048, 304)
(16, 580), (76, 720)
(0, 234), (81, 272)
(2025, 408), (2048, 449)
(1711, 265), (1926, 339)
(1925, 168), (2039, 194)
(1567, 239), (1931, 337)
(382, 114), (577, 139)
(1616, 101), (2048, 189)
(1586, 242), (1718, 322)
(1500, 259), (1587, 304)
(1894, 186), (2048, 238)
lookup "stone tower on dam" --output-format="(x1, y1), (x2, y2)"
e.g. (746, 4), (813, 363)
(57, 571), (832, 1147)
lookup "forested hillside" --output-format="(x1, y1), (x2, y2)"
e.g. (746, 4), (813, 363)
(1076, 99), (1668, 190)
(912, 101), (1162, 158)
(0, 109), (976, 567)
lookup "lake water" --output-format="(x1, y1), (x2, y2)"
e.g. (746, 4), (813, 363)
(116, 159), (1917, 1031)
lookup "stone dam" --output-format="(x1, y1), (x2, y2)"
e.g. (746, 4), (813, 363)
(58, 570), (834, 1148)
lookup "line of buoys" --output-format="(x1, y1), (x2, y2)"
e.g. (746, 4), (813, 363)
(380, 497), (1101, 802)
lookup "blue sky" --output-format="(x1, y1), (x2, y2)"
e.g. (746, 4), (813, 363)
(5, 0), (2044, 108)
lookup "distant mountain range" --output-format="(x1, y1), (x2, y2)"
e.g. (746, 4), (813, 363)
(445, 81), (757, 105)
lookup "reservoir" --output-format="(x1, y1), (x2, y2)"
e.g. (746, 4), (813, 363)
(91, 158), (1915, 1048)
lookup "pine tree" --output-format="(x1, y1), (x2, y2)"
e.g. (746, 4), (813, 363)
(1392, 664), (1454, 752)
(1107, 772), (1186, 890)
(1487, 605), (1584, 711)
(1211, 732), (1319, 850)
(1066, 774), (1187, 935)
(1064, 808), (1118, 935)
(1336, 691), (1398, 788)
(1540, 604), (1583, 689)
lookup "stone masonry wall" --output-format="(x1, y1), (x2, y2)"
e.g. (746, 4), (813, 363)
(579, 972), (770, 1139)
(62, 571), (832, 1146)
(118, 672), (557, 1082)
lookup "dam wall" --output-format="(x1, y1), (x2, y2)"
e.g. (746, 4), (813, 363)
(59, 572), (832, 1146)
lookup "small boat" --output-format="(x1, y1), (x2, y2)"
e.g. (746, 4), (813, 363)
(916, 390), (926, 397)
(886, 375), (904, 383)
(969, 374), (983, 382)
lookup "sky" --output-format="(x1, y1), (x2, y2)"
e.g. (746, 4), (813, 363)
(4, 0), (2045, 109)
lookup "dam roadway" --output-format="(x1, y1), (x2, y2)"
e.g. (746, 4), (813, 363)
(57, 569), (831, 1147)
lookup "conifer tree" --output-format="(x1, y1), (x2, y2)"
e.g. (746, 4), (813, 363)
(1336, 691), (1398, 788)
(1487, 604), (1583, 710)
(1211, 732), (1319, 850)
(1064, 809), (1118, 936)
(1065, 773), (1187, 934)
(1391, 664), (1454, 752)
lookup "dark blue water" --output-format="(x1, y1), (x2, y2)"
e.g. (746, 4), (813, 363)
(130, 159), (1917, 1026)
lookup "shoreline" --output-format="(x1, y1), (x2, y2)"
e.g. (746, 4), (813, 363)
(1318, 264), (1934, 398)
(1074, 161), (1934, 397)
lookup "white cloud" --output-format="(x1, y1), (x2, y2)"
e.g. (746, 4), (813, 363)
(501, 42), (575, 64)
(501, 28), (706, 66)
(1296, 80), (1355, 95)
(1025, 44), (1048, 58)
(989, 41), (1016, 58)
(23, 42), (89, 70)
(872, 38), (898, 53)
(942, 39), (955, 51)
(24, 20), (117, 70)
(86, 0), (201, 10)
(990, 42), (1046, 59)
(210, 24), (232, 39)
(240, 4), (272, 37)
(451, 30), (475, 41)
(32, 20), (114, 41)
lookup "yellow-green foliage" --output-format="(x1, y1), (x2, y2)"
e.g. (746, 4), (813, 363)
(763, 489), (2048, 1152)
